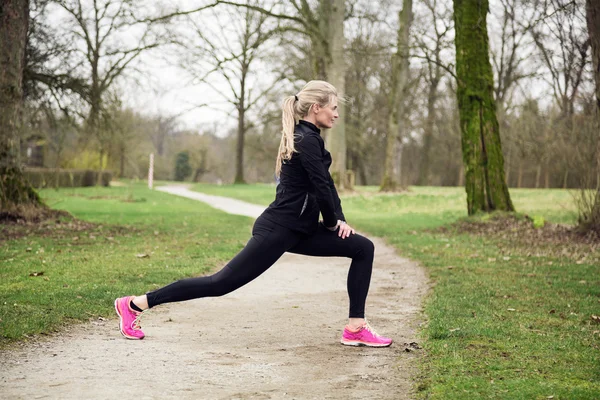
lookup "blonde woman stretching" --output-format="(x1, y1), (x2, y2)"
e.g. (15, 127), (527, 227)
(115, 80), (392, 347)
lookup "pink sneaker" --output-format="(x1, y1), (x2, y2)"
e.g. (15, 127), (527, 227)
(341, 321), (392, 347)
(114, 296), (145, 340)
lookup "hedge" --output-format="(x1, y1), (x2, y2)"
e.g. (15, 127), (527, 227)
(23, 168), (112, 188)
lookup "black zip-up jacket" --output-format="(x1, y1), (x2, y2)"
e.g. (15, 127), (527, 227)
(261, 120), (346, 234)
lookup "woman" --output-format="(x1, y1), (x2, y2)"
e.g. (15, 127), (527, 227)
(115, 80), (392, 347)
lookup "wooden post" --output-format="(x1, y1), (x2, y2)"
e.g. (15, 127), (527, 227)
(148, 153), (154, 189)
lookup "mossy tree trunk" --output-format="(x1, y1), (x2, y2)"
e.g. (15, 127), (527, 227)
(381, 0), (412, 192)
(453, 0), (514, 215)
(0, 0), (42, 212)
(583, 0), (600, 231)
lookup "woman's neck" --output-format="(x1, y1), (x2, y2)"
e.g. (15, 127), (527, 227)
(301, 115), (319, 127)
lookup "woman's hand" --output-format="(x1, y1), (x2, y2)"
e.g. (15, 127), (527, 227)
(323, 219), (355, 239)
(337, 221), (355, 239)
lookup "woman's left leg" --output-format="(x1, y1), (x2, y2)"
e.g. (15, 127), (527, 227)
(287, 223), (374, 319)
(288, 224), (392, 347)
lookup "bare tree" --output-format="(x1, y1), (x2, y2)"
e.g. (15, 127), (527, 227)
(380, 0), (413, 191)
(413, 0), (452, 186)
(215, 0), (353, 187)
(182, 2), (282, 183)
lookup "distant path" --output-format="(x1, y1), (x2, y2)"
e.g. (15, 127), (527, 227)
(1, 185), (428, 400)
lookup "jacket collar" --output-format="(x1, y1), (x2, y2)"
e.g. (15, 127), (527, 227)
(297, 119), (321, 136)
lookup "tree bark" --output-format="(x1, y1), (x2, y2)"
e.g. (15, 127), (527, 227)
(0, 0), (42, 212)
(324, 0), (348, 189)
(585, 0), (600, 230)
(453, 0), (514, 214)
(381, 0), (412, 192)
(589, 0), (600, 114)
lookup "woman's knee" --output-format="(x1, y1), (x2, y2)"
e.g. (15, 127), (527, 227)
(354, 236), (375, 259)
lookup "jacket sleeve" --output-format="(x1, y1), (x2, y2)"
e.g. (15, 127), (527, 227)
(328, 176), (346, 222)
(297, 135), (338, 227)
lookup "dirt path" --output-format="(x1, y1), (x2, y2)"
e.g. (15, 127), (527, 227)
(1, 185), (428, 400)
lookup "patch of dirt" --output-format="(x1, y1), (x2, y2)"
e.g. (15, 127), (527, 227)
(439, 213), (600, 259)
(0, 211), (134, 243)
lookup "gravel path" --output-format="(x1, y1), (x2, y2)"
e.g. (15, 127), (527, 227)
(1, 185), (428, 400)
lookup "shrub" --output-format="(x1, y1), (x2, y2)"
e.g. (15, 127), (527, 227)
(24, 168), (112, 188)
(174, 152), (192, 182)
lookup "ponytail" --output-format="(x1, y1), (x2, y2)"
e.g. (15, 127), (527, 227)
(276, 96), (297, 177)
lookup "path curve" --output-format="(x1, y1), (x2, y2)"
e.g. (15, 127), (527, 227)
(1, 185), (428, 400)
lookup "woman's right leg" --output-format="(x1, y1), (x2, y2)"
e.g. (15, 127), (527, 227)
(146, 217), (300, 308)
(115, 217), (300, 339)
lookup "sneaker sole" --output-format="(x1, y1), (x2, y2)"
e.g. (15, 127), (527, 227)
(114, 299), (144, 340)
(341, 339), (392, 348)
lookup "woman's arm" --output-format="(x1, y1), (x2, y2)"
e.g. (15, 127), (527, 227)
(297, 135), (338, 227)
(328, 175), (346, 222)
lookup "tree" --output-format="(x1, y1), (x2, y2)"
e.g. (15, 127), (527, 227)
(453, 0), (515, 215)
(216, 0), (351, 187)
(413, 0), (453, 186)
(0, 0), (42, 213)
(182, 2), (282, 184)
(380, 0), (413, 191)
(587, 0), (600, 113)
(580, 0), (600, 232)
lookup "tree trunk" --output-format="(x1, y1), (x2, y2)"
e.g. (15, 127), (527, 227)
(0, 0), (42, 212)
(583, 0), (600, 230)
(535, 164), (541, 189)
(381, 0), (412, 192)
(234, 65), (248, 184)
(418, 76), (439, 186)
(234, 104), (246, 184)
(517, 160), (523, 188)
(119, 142), (125, 177)
(505, 146), (511, 187)
(453, 0), (514, 214)
(324, 0), (348, 189)
(588, 0), (600, 113)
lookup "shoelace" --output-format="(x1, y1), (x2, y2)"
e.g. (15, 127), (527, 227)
(132, 311), (146, 330)
(363, 321), (381, 337)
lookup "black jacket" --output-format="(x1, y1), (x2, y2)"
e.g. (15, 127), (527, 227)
(261, 120), (346, 234)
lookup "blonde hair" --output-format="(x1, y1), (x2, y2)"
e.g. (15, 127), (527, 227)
(276, 80), (338, 177)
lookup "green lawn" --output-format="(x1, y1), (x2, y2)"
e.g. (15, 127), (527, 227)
(190, 184), (599, 400)
(0, 182), (253, 345)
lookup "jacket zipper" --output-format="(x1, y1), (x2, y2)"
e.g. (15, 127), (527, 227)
(299, 193), (309, 217)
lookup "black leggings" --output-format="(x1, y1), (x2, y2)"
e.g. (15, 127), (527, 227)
(146, 215), (374, 318)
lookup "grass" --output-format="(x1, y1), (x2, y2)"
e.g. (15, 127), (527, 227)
(190, 184), (600, 399)
(0, 182), (253, 346)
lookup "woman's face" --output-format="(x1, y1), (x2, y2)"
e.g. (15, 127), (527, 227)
(313, 97), (339, 129)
